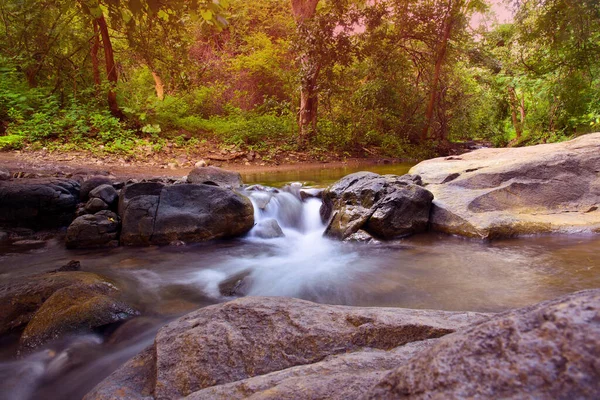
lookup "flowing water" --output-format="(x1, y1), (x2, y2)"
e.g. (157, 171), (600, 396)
(1, 162), (599, 399)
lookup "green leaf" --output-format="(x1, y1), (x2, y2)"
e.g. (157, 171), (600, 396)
(201, 10), (213, 21)
(157, 10), (169, 21)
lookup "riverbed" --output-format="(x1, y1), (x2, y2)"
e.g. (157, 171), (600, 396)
(1, 163), (599, 399)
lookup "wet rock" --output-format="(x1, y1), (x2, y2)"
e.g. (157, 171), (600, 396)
(84, 197), (109, 213)
(218, 270), (252, 297)
(0, 178), (80, 229)
(300, 188), (323, 200)
(410, 133), (600, 238)
(19, 282), (138, 351)
(0, 272), (118, 336)
(321, 172), (433, 240)
(0, 167), (10, 181)
(87, 297), (489, 399)
(80, 176), (113, 201)
(119, 182), (254, 246)
(53, 260), (81, 272)
(187, 166), (243, 188)
(65, 211), (120, 249)
(89, 184), (118, 207)
(367, 289), (600, 399)
(253, 218), (285, 239)
(345, 229), (379, 243)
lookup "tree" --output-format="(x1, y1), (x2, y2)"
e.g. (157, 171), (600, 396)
(290, 0), (320, 144)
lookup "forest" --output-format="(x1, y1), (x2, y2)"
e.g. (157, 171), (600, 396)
(0, 0), (599, 161)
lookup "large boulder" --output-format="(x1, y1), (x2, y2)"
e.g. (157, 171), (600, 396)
(321, 172), (433, 240)
(119, 182), (254, 246)
(187, 166), (243, 188)
(19, 282), (138, 351)
(367, 289), (600, 399)
(410, 133), (600, 238)
(85, 297), (489, 399)
(0, 271), (121, 336)
(0, 178), (80, 229)
(65, 210), (120, 249)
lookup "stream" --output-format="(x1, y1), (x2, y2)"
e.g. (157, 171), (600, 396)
(1, 163), (599, 400)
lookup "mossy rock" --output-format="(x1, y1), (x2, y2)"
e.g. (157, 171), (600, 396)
(19, 283), (138, 351)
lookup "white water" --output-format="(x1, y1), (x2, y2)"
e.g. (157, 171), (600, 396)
(189, 184), (368, 302)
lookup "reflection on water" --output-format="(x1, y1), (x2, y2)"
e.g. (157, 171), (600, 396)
(1, 164), (599, 399)
(240, 162), (413, 187)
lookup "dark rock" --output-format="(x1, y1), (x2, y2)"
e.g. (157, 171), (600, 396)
(117, 182), (164, 246)
(252, 218), (285, 239)
(54, 260), (81, 272)
(119, 183), (254, 246)
(0, 272), (118, 336)
(187, 166), (243, 188)
(80, 176), (113, 201)
(0, 231), (8, 243)
(300, 188), (323, 200)
(218, 269), (252, 297)
(410, 133), (600, 238)
(367, 289), (600, 400)
(87, 297), (489, 399)
(65, 211), (120, 249)
(89, 184), (118, 207)
(0, 178), (80, 229)
(84, 197), (109, 213)
(19, 282), (138, 351)
(0, 167), (10, 181)
(321, 172), (433, 240)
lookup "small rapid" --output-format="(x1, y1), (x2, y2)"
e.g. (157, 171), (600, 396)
(189, 183), (370, 303)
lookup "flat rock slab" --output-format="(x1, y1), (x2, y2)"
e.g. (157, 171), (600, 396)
(410, 133), (600, 238)
(85, 297), (489, 399)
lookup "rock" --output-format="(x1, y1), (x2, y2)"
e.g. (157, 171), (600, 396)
(410, 133), (600, 238)
(89, 184), (118, 207)
(87, 297), (489, 399)
(119, 183), (254, 246)
(188, 340), (438, 400)
(195, 160), (208, 168)
(367, 289), (600, 399)
(53, 260), (81, 272)
(19, 282), (138, 351)
(84, 197), (109, 213)
(345, 229), (379, 243)
(300, 188), (323, 200)
(321, 172), (433, 240)
(0, 272), (118, 336)
(80, 176), (113, 201)
(0, 178), (80, 229)
(218, 270), (252, 297)
(65, 211), (120, 249)
(0, 167), (10, 180)
(252, 218), (285, 239)
(186, 166), (243, 188)
(0, 231), (8, 243)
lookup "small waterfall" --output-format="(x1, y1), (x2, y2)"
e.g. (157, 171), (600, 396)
(243, 183), (325, 236)
(188, 183), (366, 302)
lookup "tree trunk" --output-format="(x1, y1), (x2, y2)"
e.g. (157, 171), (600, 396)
(96, 14), (122, 119)
(291, 0), (320, 146)
(420, 3), (455, 142)
(151, 71), (165, 100)
(508, 86), (522, 139)
(91, 20), (101, 89)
